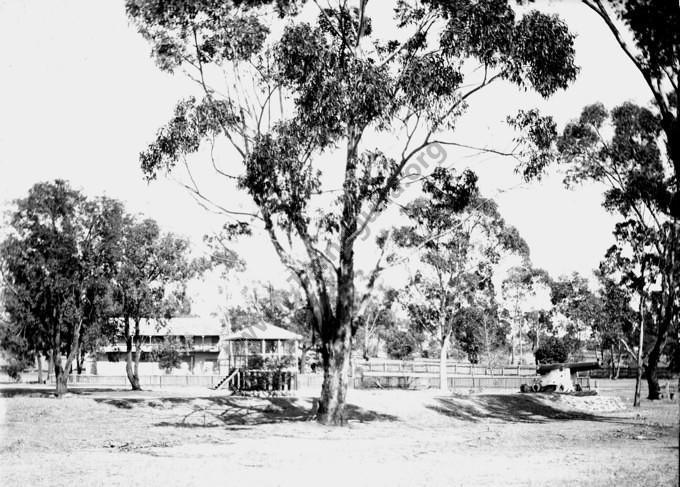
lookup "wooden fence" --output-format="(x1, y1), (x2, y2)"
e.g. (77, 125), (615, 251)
(51, 374), (225, 388)
(357, 372), (537, 391)
(358, 359), (537, 377)
(585, 366), (672, 379)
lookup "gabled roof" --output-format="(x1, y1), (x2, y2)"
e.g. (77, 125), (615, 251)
(134, 316), (224, 337)
(225, 322), (302, 341)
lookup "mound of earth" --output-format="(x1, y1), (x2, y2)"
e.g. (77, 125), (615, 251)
(541, 392), (627, 413)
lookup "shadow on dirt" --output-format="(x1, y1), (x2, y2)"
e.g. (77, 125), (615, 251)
(0, 387), (124, 398)
(93, 395), (397, 427)
(427, 394), (622, 424)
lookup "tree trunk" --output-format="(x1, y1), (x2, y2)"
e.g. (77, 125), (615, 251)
(609, 344), (615, 380)
(634, 306), (645, 407)
(133, 318), (143, 389)
(316, 321), (352, 425)
(483, 316), (489, 366)
(646, 341), (663, 400)
(76, 349), (83, 375)
(439, 333), (450, 391)
(615, 343), (622, 379)
(47, 350), (54, 382)
(37, 354), (43, 384)
(54, 364), (68, 396)
(645, 292), (674, 400)
(124, 316), (141, 390)
(363, 326), (370, 361)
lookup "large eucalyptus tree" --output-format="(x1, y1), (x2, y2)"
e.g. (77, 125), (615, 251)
(126, 0), (577, 424)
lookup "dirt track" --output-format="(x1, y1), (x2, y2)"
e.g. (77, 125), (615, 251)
(0, 380), (677, 486)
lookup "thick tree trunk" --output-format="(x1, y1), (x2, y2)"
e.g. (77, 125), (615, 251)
(317, 322), (352, 425)
(646, 290), (674, 400)
(646, 340), (663, 400)
(124, 316), (141, 390)
(54, 365), (68, 396)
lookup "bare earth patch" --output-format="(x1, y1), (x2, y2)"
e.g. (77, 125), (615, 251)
(0, 380), (677, 486)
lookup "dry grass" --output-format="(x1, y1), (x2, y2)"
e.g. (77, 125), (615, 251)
(0, 380), (677, 486)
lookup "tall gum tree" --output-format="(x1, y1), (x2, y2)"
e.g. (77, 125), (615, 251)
(577, 0), (680, 218)
(391, 168), (529, 390)
(519, 102), (678, 400)
(0, 181), (124, 395)
(126, 0), (578, 424)
(114, 217), (196, 390)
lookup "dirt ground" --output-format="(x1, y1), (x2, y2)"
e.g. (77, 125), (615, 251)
(0, 379), (677, 486)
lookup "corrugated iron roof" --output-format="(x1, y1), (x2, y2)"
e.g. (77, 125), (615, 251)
(133, 316), (224, 336)
(225, 322), (302, 341)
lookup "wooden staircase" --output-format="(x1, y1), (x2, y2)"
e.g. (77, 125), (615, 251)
(211, 368), (239, 390)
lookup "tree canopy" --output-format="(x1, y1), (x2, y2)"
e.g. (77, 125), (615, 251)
(126, 0), (578, 423)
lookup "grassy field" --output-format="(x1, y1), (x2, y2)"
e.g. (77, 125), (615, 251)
(0, 379), (677, 486)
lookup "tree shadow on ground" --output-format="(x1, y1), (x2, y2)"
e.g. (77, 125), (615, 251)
(427, 394), (625, 424)
(93, 395), (397, 428)
(0, 387), (123, 398)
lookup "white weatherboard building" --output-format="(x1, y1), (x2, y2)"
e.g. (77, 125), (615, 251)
(94, 316), (302, 376)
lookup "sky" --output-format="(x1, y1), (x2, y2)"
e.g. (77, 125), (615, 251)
(0, 0), (653, 315)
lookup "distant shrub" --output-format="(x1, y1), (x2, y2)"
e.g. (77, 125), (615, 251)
(534, 336), (569, 364)
(6, 358), (28, 382)
(384, 330), (417, 360)
(151, 337), (182, 373)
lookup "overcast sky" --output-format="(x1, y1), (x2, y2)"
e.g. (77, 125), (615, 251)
(0, 0), (653, 314)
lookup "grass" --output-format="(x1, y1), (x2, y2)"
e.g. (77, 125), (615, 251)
(0, 379), (677, 486)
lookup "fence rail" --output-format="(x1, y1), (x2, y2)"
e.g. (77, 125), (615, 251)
(50, 374), (225, 388)
(358, 359), (537, 377)
(357, 372), (538, 391)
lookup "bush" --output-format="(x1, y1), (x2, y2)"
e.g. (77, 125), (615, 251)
(150, 337), (182, 373)
(534, 336), (569, 364)
(6, 358), (28, 382)
(384, 330), (417, 360)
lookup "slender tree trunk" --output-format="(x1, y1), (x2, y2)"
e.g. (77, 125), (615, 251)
(483, 316), (489, 366)
(299, 346), (308, 374)
(76, 349), (83, 375)
(36, 354), (43, 384)
(124, 316), (141, 390)
(363, 324), (371, 361)
(47, 350), (53, 382)
(439, 332), (450, 391)
(634, 305), (645, 407)
(133, 318), (143, 390)
(609, 344), (615, 380)
(615, 343), (622, 379)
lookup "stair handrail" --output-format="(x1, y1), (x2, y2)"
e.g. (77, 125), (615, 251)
(215, 368), (240, 390)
